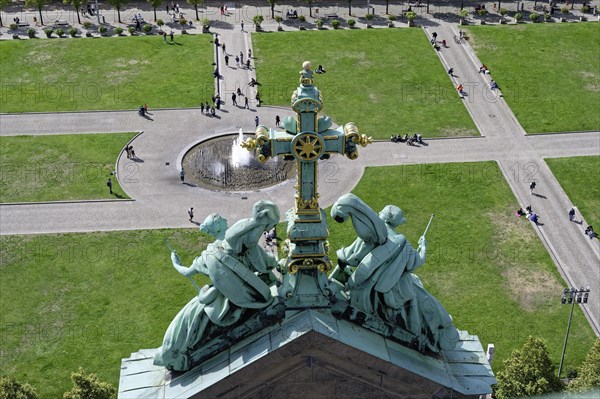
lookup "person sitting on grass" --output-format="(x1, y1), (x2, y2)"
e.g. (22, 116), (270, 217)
(516, 208), (525, 217)
(316, 65), (327, 74)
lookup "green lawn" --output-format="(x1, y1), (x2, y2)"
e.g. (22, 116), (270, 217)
(546, 156), (600, 228)
(0, 36), (214, 113)
(252, 29), (478, 139)
(0, 133), (136, 202)
(464, 23), (600, 133)
(325, 162), (596, 370)
(2, 163), (596, 396)
(0, 229), (212, 398)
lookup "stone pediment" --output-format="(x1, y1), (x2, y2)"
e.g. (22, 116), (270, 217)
(118, 309), (495, 398)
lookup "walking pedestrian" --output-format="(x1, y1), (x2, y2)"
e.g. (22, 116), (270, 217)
(170, 31), (174, 44)
(222, 43), (226, 53)
(188, 207), (194, 222)
(248, 49), (252, 59)
(447, 67), (454, 76)
(246, 59), (250, 70)
(255, 115), (259, 127)
(180, 169), (185, 183)
(244, 97), (249, 109)
(529, 181), (536, 195)
(125, 145), (131, 159)
(240, 52), (244, 65)
(235, 55), (240, 67)
(225, 55), (229, 66)
(232, 93), (237, 106)
(569, 207), (575, 221)
(241, 21), (244, 31)
(275, 115), (280, 126)
(130, 147), (136, 159)
(163, 32), (167, 44)
(432, 31), (438, 41)
(107, 178), (113, 194)
(200, 102), (205, 114)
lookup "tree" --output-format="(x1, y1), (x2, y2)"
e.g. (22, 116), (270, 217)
(148, 0), (163, 22)
(24, 0), (49, 25)
(107, 0), (129, 24)
(306, 0), (314, 17)
(347, 0), (352, 16)
(494, 336), (562, 399)
(0, 376), (39, 399)
(267, 0), (276, 19)
(0, 0), (13, 27)
(187, 0), (204, 21)
(64, 0), (84, 25)
(567, 338), (600, 392)
(63, 368), (116, 399)
(385, 0), (389, 14)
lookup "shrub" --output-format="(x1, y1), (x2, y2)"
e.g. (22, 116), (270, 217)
(0, 376), (39, 399)
(499, 7), (508, 16)
(298, 15), (306, 23)
(530, 12), (540, 22)
(567, 338), (600, 392)
(582, 5), (591, 13)
(275, 15), (283, 25)
(128, 26), (136, 35)
(115, 26), (123, 35)
(365, 13), (375, 21)
(514, 12), (523, 21)
(99, 25), (107, 34)
(347, 18), (356, 27)
(83, 21), (92, 29)
(27, 27), (36, 38)
(44, 28), (53, 38)
(68, 27), (77, 37)
(458, 9), (469, 18)
(315, 18), (324, 29)
(179, 18), (187, 28)
(56, 28), (65, 37)
(561, 6), (569, 13)
(63, 368), (116, 399)
(477, 8), (488, 16)
(405, 11), (417, 21)
(544, 13), (552, 21)
(9, 23), (18, 30)
(143, 23), (152, 33)
(253, 15), (264, 27)
(388, 15), (396, 21)
(331, 19), (340, 29)
(157, 18), (164, 27)
(494, 337), (562, 399)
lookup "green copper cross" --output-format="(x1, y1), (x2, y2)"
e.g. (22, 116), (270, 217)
(242, 61), (372, 307)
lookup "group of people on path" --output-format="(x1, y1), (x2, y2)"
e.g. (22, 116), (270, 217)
(515, 183), (597, 240)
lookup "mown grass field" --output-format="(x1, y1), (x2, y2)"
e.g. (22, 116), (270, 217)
(0, 133), (136, 202)
(253, 29), (478, 139)
(465, 23), (600, 133)
(1, 162), (595, 396)
(0, 35), (214, 112)
(325, 162), (596, 370)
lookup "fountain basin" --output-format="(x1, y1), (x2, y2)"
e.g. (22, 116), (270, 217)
(182, 133), (295, 192)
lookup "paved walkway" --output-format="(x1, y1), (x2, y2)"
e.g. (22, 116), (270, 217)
(0, 3), (598, 335)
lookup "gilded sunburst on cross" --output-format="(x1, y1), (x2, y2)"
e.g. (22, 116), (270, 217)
(294, 134), (322, 160)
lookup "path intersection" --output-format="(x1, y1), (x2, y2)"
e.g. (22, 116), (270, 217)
(0, 2), (598, 335)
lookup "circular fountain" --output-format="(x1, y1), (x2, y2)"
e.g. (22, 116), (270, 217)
(182, 130), (295, 191)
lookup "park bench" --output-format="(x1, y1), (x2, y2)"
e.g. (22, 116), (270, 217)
(55, 20), (69, 26)
(325, 13), (338, 18)
(17, 21), (30, 27)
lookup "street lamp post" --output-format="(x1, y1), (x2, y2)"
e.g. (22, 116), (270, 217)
(557, 286), (590, 378)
